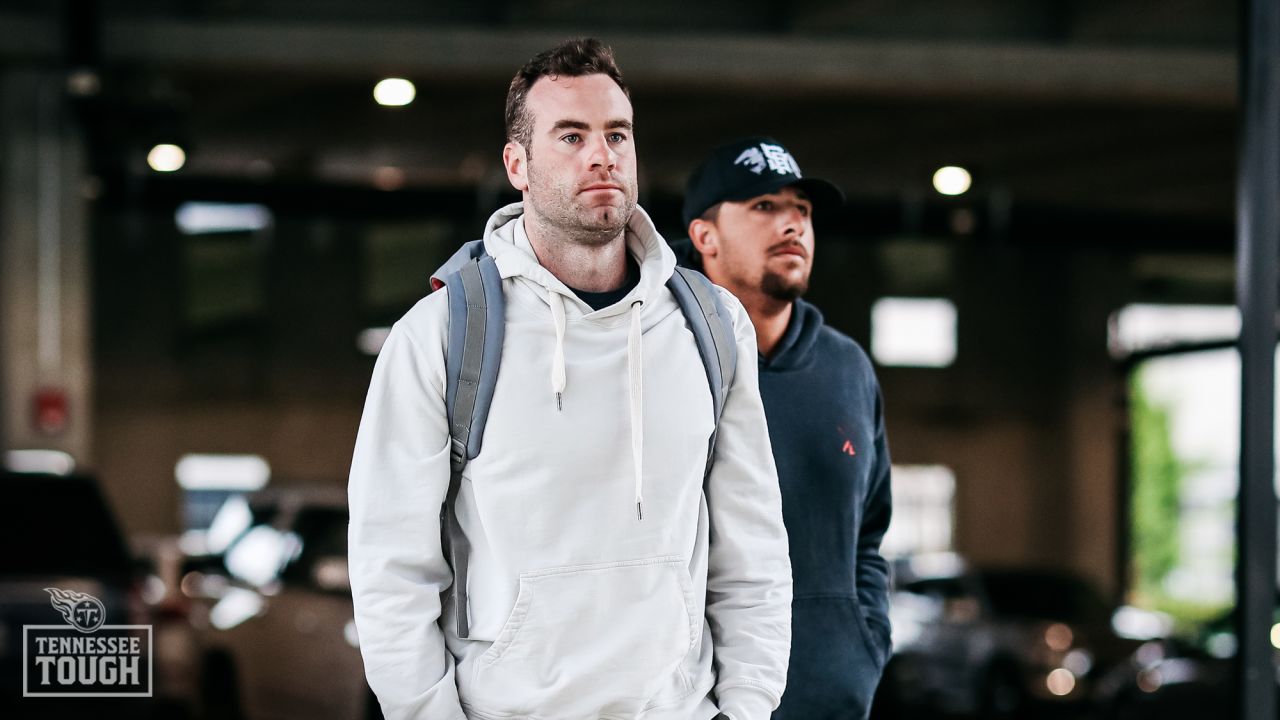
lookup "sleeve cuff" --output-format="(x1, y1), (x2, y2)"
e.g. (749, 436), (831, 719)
(718, 686), (779, 720)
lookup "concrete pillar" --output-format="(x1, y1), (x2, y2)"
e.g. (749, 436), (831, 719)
(0, 69), (92, 467)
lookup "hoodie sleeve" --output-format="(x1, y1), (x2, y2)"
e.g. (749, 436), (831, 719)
(704, 291), (793, 720)
(347, 298), (466, 720)
(857, 382), (894, 663)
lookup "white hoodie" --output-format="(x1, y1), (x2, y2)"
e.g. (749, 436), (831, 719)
(348, 203), (791, 720)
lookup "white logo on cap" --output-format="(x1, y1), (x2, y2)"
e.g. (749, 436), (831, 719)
(761, 143), (802, 177)
(734, 143), (803, 177)
(733, 147), (766, 175)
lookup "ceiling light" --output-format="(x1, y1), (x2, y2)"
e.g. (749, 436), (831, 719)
(932, 166), (971, 196)
(373, 166), (406, 190)
(374, 78), (416, 107)
(175, 454), (270, 491)
(175, 202), (272, 235)
(147, 143), (186, 172)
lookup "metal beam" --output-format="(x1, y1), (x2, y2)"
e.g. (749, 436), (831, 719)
(0, 14), (1234, 106)
(1235, 0), (1279, 717)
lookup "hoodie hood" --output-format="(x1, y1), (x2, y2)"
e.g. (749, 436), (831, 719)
(480, 201), (677, 320)
(763, 297), (825, 371)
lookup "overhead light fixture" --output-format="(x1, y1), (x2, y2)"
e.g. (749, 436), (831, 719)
(66, 69), (101, 97)
(147, 143), (186, 172)
(373, 166), (406, 191)
(932, 165), (971, 196)
(176, 202), (273, 235)
(373, 78), (416, 107)
(175, 454), (270, 491)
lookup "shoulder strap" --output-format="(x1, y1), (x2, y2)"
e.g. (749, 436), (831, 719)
(435, 242), (504, 639)
(666, 266), (738, 478)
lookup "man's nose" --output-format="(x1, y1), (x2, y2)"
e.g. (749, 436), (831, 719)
(586, 134), (617, 170)
(781, 207), (806, 238)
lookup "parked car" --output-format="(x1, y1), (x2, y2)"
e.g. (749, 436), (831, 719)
(185, 486), (380, 720)
(1095, 604), (1280, 720)
(875, 555), (1141, 718)
(1093, 634), (1229, 720)
(0, 470), (196, 718)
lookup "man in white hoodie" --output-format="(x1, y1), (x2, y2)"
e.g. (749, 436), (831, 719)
(348, 38), (792, 720)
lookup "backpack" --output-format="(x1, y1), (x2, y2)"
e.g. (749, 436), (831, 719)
(429, 239), (737, 638)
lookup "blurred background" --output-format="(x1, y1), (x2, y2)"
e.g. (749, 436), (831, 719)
(0, 0), (1258, 718)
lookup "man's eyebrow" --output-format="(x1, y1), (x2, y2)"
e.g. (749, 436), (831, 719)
(548, 119), (633, 132)
(550, 120), (590, 131)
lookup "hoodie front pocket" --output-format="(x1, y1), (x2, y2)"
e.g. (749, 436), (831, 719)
(470, 555), (697, 717)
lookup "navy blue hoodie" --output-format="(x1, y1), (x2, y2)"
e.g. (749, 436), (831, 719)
(760, 297), (893, 720)
(673, 241), (893, 720)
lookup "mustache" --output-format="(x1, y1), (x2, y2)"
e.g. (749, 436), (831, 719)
(768, 239), (809, 258)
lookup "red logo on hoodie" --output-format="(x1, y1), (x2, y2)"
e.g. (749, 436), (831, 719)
(837, 426), (856, 456)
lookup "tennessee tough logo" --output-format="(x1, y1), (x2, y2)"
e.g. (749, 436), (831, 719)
(24, 587), (153, 697)
(45, 587), (106, 633)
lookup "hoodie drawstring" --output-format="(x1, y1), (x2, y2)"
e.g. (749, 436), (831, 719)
(548, 290), (567, 410)
(627, 300), (645, 521)
(545, 291), (646, 521)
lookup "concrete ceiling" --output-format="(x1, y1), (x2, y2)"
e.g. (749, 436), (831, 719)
(0, 0), (1240, 225)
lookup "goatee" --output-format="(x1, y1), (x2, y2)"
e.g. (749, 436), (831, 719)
(762, 272), (807, 302)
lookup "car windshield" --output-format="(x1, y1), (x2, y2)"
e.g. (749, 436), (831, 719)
(978, 570), (1109, 623)
(2, 474), (132, 577)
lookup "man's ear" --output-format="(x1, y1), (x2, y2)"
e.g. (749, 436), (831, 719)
(503, 142), (529, 192)
(688, 218), (719, 259)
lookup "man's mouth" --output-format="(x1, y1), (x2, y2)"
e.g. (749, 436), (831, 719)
(581, 183), (623, 193)
(771, 245), (807, 258)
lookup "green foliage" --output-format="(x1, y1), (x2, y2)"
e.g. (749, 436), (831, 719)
(1129, 370), (1184, 604)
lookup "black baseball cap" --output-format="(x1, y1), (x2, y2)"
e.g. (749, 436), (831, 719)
(681, 136), (845, 228)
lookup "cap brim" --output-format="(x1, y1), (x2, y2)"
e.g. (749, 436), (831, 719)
(721, 175), (845, 217)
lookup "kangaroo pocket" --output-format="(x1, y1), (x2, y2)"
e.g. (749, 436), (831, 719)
(773, 596), (889, 720)
(467, 555), (698, 718)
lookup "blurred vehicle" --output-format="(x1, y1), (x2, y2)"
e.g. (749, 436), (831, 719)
(133, 533), (206, 716)
(875, 555), (1141, 718)
(0, 470), (196, 718)
(1096, 604), (1280, 720)
(184, 486), (380, 720)
(1093, 634), (1229, 720)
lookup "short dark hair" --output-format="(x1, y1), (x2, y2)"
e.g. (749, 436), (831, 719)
(505, 38), (630, 150)
(699, 202), (723, 224)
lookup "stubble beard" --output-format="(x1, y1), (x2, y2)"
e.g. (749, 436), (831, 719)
(526, 158), (637, 247)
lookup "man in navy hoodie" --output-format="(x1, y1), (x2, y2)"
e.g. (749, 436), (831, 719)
(677, 138), (893, 720)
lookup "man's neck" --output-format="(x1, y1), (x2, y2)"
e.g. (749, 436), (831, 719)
(740, 293), (794, 359)
(523, 214), (628, 292)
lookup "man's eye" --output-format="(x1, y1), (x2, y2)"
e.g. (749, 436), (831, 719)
(609, 132), (628, 143)
(798, 205), (812, 217)
(562, 134), (581, 144)
(754, 201), (774, 211)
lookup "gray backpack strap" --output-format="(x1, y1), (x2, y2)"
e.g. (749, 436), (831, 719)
(437, 246), (504, 639)
(430, 238), (487, 291)
(667, 266), (738, 477)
